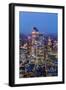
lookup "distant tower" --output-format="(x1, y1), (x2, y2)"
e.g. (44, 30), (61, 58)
(32, 27), (39, 40)
(32, 27), (45, 65)
(31, 27), (39, 56)
(53, 40), (58, 52)
(48, 37), (52, 46)
(27, 35), (32, 55)
(48, 37), (52, 51)
(32, 27), (36, 45)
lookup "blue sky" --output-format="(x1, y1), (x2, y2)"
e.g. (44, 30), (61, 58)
(19, 11), (58, 35)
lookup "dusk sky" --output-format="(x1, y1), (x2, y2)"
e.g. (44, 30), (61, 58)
(19, 12), (58, 35)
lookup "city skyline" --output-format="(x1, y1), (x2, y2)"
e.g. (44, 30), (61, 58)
(19, 27), (58, 78)
(19, 11), (58, 78)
